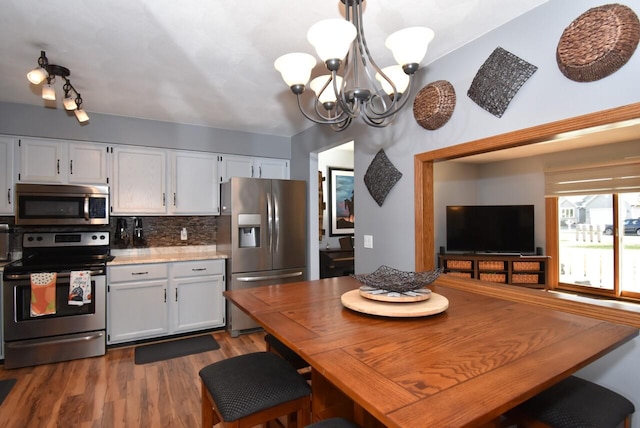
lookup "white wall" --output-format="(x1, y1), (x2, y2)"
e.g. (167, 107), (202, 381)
(291, 0), (640, 422)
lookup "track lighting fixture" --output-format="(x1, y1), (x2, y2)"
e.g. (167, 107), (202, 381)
(27, 51), (89, 123)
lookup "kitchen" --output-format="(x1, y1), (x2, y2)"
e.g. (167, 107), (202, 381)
(1, 0), (640, 426)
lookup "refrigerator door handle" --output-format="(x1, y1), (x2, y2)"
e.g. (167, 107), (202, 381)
(267, 191), (274, 253)
(236, 271), (304, 282)
(273, 190), (280, 253)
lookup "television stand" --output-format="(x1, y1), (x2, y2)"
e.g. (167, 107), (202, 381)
(438, 253), (549, 288)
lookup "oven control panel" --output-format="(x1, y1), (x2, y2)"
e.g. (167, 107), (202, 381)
(23, 231), (110, 248)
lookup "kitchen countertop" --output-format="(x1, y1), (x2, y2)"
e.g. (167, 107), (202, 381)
(109, 245), (227, 265)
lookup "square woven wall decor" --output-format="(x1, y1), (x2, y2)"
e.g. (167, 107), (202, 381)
(467, 47), (538, 118)
(364, 149), (402, 207)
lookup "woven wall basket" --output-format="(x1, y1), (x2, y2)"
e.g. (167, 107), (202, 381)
(557, 3), (640, 82)
(413, 80), (456, 130)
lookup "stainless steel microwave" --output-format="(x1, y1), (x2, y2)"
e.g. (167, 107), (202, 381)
(15, 183), (109, 226)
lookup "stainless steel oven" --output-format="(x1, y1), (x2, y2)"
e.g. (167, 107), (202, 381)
(2, 231), (112, 369)
(15, 183), (109, 226)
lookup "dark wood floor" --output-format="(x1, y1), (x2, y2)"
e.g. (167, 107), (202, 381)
(0, 330), (266, 428)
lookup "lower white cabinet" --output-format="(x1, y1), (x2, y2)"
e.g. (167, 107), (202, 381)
(107, 263), (170, 344)
(107, 259), (225, 344)
(171, 260), (225, 334)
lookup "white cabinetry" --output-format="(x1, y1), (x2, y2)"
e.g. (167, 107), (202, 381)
(0, 136), (16, 215)
(68, 142), (109, 184)
(18, 138), (108, 184)
(256, 157), (290, 180)
(170, 151), (219, 215)
(107, 259), (225, 344)
(218, 154), (289, 182)
(170, 260), (225, 333)
(111, 146), (167, 214)
(107, 263), (169, 344)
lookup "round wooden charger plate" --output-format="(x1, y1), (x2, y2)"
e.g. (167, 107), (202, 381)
(359, 287), (432, 302)
(341, 289), (449, 317)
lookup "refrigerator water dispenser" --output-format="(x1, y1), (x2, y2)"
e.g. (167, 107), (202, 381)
(238, 214), (261, 248)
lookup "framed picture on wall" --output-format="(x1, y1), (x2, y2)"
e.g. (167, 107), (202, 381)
(328, 167), (354, 236)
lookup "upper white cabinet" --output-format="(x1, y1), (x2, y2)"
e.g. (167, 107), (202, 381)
(257, 157), (290, 180)
(170, 151), (219, 215)
(68, 142), (110, 184)
(111, 146), (167, 215)
(218, 154), (289, 183)
(0, 136), (16, 215)
(18, 138), (108, 184)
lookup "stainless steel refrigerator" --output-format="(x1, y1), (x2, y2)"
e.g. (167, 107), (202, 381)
(219, 177), (307, 336)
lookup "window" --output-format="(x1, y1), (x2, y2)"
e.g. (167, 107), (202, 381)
(546, 159), (640, 300)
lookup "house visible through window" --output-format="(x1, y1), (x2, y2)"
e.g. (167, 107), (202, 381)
(546, 160), (640, 301)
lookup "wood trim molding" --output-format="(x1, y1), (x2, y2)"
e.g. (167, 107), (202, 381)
(414, 102), (640, 325)
(435, 275), (640, 328)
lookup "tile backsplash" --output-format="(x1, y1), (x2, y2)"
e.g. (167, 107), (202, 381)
(0, 215), (217, 253)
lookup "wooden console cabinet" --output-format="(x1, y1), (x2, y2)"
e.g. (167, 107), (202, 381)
(320, 248), (355, 279)
(438, 254), (549, 288)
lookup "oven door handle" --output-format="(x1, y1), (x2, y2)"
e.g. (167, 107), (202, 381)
(3, 268), (105, 281)
(5, 332), (105, 349)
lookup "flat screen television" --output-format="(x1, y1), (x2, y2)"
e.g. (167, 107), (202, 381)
(446, 205), (535, 254)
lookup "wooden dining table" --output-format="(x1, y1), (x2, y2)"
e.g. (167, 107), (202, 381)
(223, 276), (638, 428)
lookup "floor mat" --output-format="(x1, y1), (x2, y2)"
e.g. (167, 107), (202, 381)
(134, 335), (220, 365)
(0, 379), (17, 406)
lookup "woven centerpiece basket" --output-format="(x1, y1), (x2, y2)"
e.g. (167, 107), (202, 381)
(413, 80), (456, 130)
(557, 4), (640, 82)
(352, 265), (443, 293)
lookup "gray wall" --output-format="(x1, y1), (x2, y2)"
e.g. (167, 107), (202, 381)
(0, 101), (291, 158)
(291, 0), (640, 422)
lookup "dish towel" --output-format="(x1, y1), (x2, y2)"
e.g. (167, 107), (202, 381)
(69, 270), (92, 306)
(30, 272), (57, 316)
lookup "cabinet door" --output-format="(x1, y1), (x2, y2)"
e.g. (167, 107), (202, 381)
(256, 157), (289, 179)
(68, 142), (109, 184)
(171, 151), (219, 214)
(218, 154), (254, 182)
(111, 146), (167, 214)
(107, 279), (169, 344)
(0, 136), (16, 215)
(171, 274), (225, 333)
(18, 138), (67, 183)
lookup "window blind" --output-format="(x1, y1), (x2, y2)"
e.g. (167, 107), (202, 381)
(545, 159), (640, 196)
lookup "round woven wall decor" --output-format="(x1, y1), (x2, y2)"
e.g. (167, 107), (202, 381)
(557, 3), (640, 82)
(413, 80), (456, 130)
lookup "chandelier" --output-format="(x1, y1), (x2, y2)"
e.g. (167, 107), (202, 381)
(27, 51), (90, 123)
(274, 0), (434, 131)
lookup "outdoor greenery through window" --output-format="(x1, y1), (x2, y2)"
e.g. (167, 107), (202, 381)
(557, 192), (640, 300)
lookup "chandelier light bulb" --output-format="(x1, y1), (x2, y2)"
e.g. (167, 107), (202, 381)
(385, 27), (435, 67)
(307, 19), (357, 62)
(375, 65), (410, 96)
(27, 67), (48, 85)
(42, 83), (56, 101)
(274, 53), (317, 88)
(310, 75), (344, 104)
